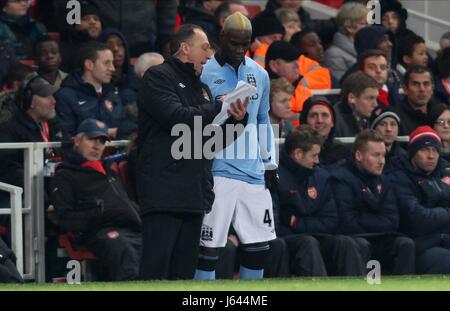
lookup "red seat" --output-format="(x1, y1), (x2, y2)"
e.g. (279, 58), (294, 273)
(245, 4), (262, 19)
(20, 59), (36, 67)
(58, 233), (96, 260)
(0, 225), (6, 236)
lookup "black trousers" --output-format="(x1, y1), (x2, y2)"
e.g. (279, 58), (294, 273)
(353, 235), (415, 275)
(416, 234), (450, 274)
(139, 212), (203, 280)
(86, 227), (141, 281)
(283, 234), (366, 276)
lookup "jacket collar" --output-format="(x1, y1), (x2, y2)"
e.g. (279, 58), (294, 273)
(280, 149), (315, 179)
(166, 56), (198, 78)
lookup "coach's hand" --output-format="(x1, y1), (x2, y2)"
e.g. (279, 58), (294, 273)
(228, 96), (249, 121)
(264, 169), (279, 191)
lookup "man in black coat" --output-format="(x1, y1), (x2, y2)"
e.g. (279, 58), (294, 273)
(274, 126), (365, 276)
(331, 129), (415, 275)
(50, 118), (141, 281)
(393, 66), (437, 135)
(391, 126), (450, 274)
(136, 24), (248, 280)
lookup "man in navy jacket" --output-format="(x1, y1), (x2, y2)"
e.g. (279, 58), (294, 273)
(331, 129), (415, 275)
(274, 125), (365, 276)
(391, 126), (450, 274)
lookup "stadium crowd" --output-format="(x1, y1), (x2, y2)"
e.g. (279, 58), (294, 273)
(1, 0), (450, 283)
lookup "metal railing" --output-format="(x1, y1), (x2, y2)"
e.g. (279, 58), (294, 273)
(0, 140), (129, 283)
(1, 134), (412, 282)
(0, 182), (24, 276)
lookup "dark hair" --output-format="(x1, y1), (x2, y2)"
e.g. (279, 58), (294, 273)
(33, 36), (59, 57)
(357, 49), (387, 70)
(428, 103), (450, 128)
(77, 41), (111, 69)
(169, 24), (204, 55)
(16, 74), (40, 111)
(214, 0), (244, 25)
(290, 30), (319, 56)
(403, 66), (433, 86)
(6, 63), (35, 89)
(285, 125), (323, 154)
(341, 71), (379, 100)
(437, 47), (450, 79)
(353, 129), (385, 154)
(397, 33), (426, 66)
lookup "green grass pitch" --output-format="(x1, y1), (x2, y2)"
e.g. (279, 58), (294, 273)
(1, 275), (450, 291)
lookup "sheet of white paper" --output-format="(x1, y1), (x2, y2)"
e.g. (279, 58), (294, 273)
(212, 81), (257, 126)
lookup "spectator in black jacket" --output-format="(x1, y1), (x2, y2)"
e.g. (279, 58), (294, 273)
(274, 126), (365, 276)
(334, 71), (379, 138)
(391, 126), (450, 274)
(55, 41), (136, 139)
(137, 24), (248, 280)
(394, 66), (437, 136)
(299, 96), (350, 168)
(429, 104), (450, 163)
(434, 47), (450, 105)
(58, 0), (102, 72)
(50, 118), (141, 281)
(99, 28), (140, 106)
(0, 74), (67, 191)
(369, 106), (405, 172)
(331, 130), (415, 275)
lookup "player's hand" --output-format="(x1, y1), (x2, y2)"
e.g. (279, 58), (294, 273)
(264, 169), (279, 190)
(228, 97), (249, 121)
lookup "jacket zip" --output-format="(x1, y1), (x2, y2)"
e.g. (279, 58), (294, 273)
(108, 176), (141, 225)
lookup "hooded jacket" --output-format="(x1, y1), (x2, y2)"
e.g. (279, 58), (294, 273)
(55, 69), (137, 138)
(354, 25), (398, 69)
(299, 96), (351, 168)
(390, 155), (450, 252)
(98, 28), (140, 106)
(0, 11), (47, 60)
(275, 149), (338, 237)
(331, 158), (400, 236)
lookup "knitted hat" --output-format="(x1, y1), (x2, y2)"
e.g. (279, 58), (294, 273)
(79, 0), (101, 18)
(251, 12), (285, 39)
(369, 106), (400, 129)
(380, 0), (408, 23)
(408, 126), (442, 157)
(299, 96), (335, 124)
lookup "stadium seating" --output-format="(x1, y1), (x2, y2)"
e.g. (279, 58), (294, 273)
(244, 5), (262, 19)
(58, 233), (96, 281)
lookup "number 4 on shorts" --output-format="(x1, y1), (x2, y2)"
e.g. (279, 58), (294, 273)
(263, 209), (272, 227)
